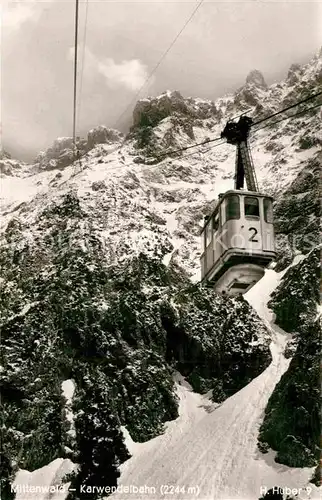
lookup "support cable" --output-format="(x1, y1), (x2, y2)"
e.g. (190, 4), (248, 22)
(149, 93), (321, 160)
(148, 139), (226, 164)
(253, 90), (322, 126)
(113, 0), (205, 129)
(72, 0), (80, 162)
(253, 101), (322, 133)
(77, 0), (89, 136)
(152, 136), (222, 160)
(166, 139), (226, 161)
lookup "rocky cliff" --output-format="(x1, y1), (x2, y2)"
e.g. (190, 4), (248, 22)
(34, 126), (124, 172)
(258, 248), (320, 471)
(1, 189), (272, 498)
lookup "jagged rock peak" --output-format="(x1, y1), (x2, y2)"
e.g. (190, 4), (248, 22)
(0, 149), (11, 160)
(245, 69), (267, 88)
(87, 125), (123, 150)
(34, 126), (124, 171)
(132, 90), (188, 128)
(35, 136), (86, 170)
(287, 63), (303, 84)
(0, 150), (24, 176)
(132, 90), (218, 129)
(288, 62), (301, 74)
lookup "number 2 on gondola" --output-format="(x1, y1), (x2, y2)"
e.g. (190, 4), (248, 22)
(249, 227), (259, 242)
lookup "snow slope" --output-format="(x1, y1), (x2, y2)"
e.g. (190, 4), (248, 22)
(12, 459), (74, 500)
(61, 379), (76, 440)
(108, 268), (318, 500)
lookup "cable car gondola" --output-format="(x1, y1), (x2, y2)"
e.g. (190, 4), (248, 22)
(200, 116), (276, 295)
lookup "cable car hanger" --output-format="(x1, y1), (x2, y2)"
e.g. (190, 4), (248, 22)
(199, 126), (276, 295)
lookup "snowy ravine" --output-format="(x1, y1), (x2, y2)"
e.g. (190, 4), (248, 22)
(10, 266), (318, 500)
(109, 268), (318, 500)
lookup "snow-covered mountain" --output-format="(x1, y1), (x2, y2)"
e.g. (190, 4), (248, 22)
(1, 50), (321, 280)
(1, 49), (321, 500)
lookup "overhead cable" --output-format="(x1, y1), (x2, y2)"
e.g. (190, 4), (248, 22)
(253, 101), (322, 132)
(113, 0), (205, 129)
(151, 97), (321, 160)
(253, 90), (322, 126)
(174, 139), (227, 161)
(147, 139), (226, 164)
(77, 0), (89, 134)
(152, 135), (222, 160)
(72, 0), (80, 154)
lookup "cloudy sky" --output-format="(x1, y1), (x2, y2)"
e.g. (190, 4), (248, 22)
(1, 0), (321, 160)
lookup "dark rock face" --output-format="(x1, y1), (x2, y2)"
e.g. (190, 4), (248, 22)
(131, 90), (219, 131)
(269, 248), (320, 333)
(1, 191), (272, 498)
(287, 63), (302, 85)
(0, 149), (11, 160)
(0, 153), (24, 176)
(130, 91), (219, 156)
(273, 157), (321, 271)
(245, 69), (268, 88)
(66, 373), (131, 500)
(87, 126), (123, 150)
(162, 287), (271, 400)
(132, 91), (189, 128)
(233, 69), (268, 109)
(35, 137), (87, 171)
(34, 127), (123, 172)
(258, 249), (320, 468)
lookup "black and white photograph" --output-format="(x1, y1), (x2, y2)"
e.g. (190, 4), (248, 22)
(1, 1), (321, 499)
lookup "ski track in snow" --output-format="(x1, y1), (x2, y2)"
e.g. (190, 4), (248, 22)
(10, 265), (320, 500)
(109, 268), (318, 500)
(111, 343), (309, 500)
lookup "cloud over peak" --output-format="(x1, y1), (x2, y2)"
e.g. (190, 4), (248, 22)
(97, 57), (150, 91)
(68, 46), (151, 92)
